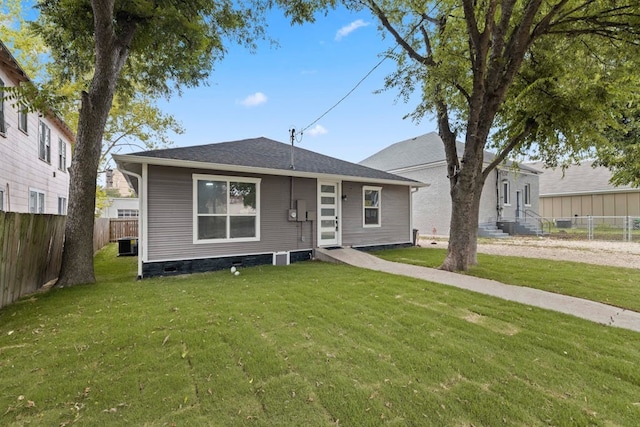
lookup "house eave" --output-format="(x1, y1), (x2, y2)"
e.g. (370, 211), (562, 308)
(540, 187), (640, 197)
(113, 154), (429, 188)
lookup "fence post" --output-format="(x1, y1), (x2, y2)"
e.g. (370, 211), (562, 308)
(587, 216), (593, 240)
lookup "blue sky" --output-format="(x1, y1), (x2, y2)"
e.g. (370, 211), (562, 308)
(156, 5), (437, 164)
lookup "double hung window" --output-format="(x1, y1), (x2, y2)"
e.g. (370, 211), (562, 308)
(29, 189), (45, 213)
(502, 180), (510, 206)
(19, 109), (28, 133)
(39, 120), (51, 163)
(363, 186), (382, 227)
(193, 174), (260, 242)
(58, 138), (67, 171)
(0, 78), (5, 135)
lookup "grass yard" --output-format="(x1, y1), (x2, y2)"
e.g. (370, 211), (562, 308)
(374, 246), (640, 313)
(0, 245), (639, 426)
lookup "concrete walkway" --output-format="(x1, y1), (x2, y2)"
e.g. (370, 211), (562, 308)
(315, 247), (640, 333)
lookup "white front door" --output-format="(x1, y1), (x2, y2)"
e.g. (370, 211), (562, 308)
(318, 181), (340, 247)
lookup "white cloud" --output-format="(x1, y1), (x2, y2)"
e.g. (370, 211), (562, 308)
(239, 92), (267, 107)
(307, 124), (328, 137)
(335, 19), (370, 41)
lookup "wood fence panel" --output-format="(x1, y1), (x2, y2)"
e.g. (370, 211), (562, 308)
(109, 218), (139, 242)
(0, 212), (66, 309)
(94, 218), (111, 253)
(1, 213), (119, 308)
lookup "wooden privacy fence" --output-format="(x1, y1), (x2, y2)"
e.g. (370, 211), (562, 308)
(0, 213), (117, 309)
(109, 218), (138, 241)
(0, 212), (66, 309)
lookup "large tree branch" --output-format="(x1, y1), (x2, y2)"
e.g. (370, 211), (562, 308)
(482, 119), (538, 180)
(366, 0), (433, 66)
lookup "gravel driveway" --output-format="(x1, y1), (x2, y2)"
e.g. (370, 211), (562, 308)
(419, 237), (640, 269)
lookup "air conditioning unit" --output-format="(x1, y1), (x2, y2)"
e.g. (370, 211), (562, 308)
(273, 251), (290, 266)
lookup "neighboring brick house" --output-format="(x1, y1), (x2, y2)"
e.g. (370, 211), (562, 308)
(360, 132), (541, 237)
(0, 39), (75, 214)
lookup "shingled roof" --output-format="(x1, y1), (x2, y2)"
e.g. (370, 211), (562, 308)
(360, 131), (539, 173)
(529, 160), (637, 196)
(116, 137), (422, 186)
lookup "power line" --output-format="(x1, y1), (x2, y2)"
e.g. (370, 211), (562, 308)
(298, 52), (392, 136)
(297, 16), (426, 138)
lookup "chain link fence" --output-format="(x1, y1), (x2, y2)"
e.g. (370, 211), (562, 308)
(540, 216), (640, 242)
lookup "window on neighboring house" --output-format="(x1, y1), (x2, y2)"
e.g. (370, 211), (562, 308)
(39, 120), (51, 163)
(0, 189), (4, 211)
(19, 108), (28, 133)
(58, 138), (67, 171)
(363, 186), (382, 227)
(29, 189), (45, 213)
(524, 183), (531, 206)
(117, 209), (139, 218)
(193, 174), (260, 242)
(0, 78), (5, 135)
(502, 180), (510, 205)
(58, 197), (67, 215)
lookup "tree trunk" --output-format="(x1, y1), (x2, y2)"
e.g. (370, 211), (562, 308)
(56, 91), (111, 286)
(56, 1), (135, 287)
(440, 134), (486, 272)
(441, 175), (484, 271)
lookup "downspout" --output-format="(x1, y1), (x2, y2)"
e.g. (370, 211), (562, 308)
(496, 169), (500, 221)
(118, 166), (144, 279)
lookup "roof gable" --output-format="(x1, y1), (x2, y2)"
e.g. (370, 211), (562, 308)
(117, 137), (421, 185)
(0, 39), (76, 143)
(360, 132), (538, 173)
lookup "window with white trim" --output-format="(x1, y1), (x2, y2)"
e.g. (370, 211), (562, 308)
(524, 183), (531, 206)
(363, 186), (382, 227)
(193, 174), (260, 242)
(58, 138), (67, 171)
(502, 180), (510, 206)
(118, 209), (139, 218)
(0, 78), (5, 135)
(39, 120), (51, 163)
(58, 197), (67, 215)
(29, 189), (45, 213)
(0, 189), (4, 211)
(19, 108), (28, 133)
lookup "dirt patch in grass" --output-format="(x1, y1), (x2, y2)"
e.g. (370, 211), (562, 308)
(421, 237), (640, 269)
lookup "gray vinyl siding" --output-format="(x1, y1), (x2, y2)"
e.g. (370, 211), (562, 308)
(146, 165), (316, 262)
(341, 181), (411, 246)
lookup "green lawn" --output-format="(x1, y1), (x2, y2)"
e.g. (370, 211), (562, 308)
(0, 245), (639, 426)
(374, 246), (640, 312)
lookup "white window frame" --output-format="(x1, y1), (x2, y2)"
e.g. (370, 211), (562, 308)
(39, 120), (51, 163)
(29, 189), (45, 213)
(117, 209), (139, 218)
(362, 185), (382, 228)
(58, 196), (67, 215)
(524, 183), (531, 206)
(0, 78), (5, 136)
(192, 174), (261, 244)
(58, 138), (67, 171)
(502, 180), (511, 206)
(0, 188), (4, 211)
(19, 108), (28, 134)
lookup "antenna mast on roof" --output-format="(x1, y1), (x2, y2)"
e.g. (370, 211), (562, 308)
(288, 127), (303, 170)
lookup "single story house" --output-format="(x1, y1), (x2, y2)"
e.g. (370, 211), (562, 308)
(529, 160), (640, 220)
(113, 137), (424, 278)
(360, 132), (541, 237)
